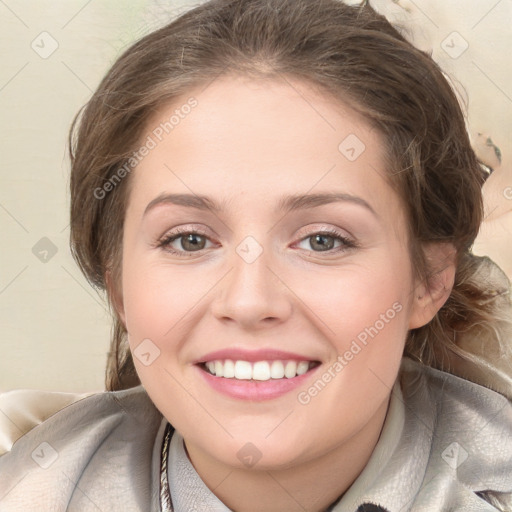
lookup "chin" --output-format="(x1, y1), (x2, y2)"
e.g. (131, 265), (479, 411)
(216, 435), (310, 471)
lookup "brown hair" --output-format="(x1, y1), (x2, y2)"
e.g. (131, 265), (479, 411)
(69, 0), (512, 395)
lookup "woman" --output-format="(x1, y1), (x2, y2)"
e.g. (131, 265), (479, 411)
(0, 0), (511, 510)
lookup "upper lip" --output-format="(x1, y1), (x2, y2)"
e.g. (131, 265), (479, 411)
(194, 348), (320, 364)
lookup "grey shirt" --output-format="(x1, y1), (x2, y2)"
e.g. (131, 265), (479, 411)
(0, 357), (511, 511)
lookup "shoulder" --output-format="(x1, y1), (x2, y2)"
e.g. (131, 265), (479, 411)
(400, 358), (512, 510)
(0, 384), (162, 454)
(0, 385), (164, 511)
(0, 388), (95, 455)
(401, 356), (512, 432)
(401, 355), (511, 409)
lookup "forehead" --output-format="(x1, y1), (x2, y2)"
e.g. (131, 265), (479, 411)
(145, 73), (379, 162)
(127, 74), (402, 223)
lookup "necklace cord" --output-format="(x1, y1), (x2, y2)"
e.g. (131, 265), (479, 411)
(159, 422), (174, 512)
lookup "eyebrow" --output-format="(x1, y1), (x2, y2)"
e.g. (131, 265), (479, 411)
(143, 192), (377, 217)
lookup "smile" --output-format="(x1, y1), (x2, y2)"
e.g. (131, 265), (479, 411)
(201, 359), (320, 381)
(195, 358), (322, 401)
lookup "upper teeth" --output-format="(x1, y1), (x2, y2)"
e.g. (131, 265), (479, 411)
(204, 360), (312, 381)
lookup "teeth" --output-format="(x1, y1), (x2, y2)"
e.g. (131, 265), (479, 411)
(253, 361), (270, 381)
(270, 360), (285, 379)
(297, 361), (309, 375)
(203, 359), (315, 380)
(223, 359), (235, 378)
(284, 361), (297, 378)
(234, 360), (252, 380)
(215, 360), (224, 378)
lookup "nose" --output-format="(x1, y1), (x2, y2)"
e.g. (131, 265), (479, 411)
(211, 246), (293, 330)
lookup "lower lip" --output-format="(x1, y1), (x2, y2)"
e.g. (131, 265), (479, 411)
(195, 364), (321, 401)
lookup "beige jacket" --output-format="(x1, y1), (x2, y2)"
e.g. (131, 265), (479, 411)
(0, 358), (511, 512)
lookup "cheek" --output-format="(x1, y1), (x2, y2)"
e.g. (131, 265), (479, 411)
(298, 256), (412, 343)
(121, 255), (185, 340)
(121, 257), (224, 350)
(290, 259), (411, 429)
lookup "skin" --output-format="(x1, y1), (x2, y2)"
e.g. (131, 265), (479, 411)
(111, 74), (454, 512)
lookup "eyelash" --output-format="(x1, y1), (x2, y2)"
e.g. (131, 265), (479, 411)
(156, 226), (358, 257)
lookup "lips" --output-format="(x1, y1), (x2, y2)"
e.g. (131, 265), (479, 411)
(193, 348), (321, 385)
(195, 356), (322, 401)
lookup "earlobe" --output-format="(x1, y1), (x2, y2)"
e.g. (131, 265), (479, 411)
(105, 268), (126, 326)
(408, 243), (457, 330)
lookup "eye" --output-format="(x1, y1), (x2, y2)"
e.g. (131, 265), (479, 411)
(295, 229), (356, 253)
(156, 227), (214, 255)
(155, 226), (357, 256)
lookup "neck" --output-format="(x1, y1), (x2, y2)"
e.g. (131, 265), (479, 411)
(184, 396), (390, 512)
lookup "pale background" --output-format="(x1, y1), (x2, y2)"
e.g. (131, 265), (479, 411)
(0, 0), (511, 392)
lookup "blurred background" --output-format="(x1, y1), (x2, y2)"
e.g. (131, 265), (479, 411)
(0, 0), (511, 392)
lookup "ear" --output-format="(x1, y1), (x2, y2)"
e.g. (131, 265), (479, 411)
(408, 243), (457, 330)
(105, 268), (126, 327)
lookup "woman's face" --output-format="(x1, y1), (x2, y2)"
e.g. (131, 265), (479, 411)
(116, 74), (424, 470)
